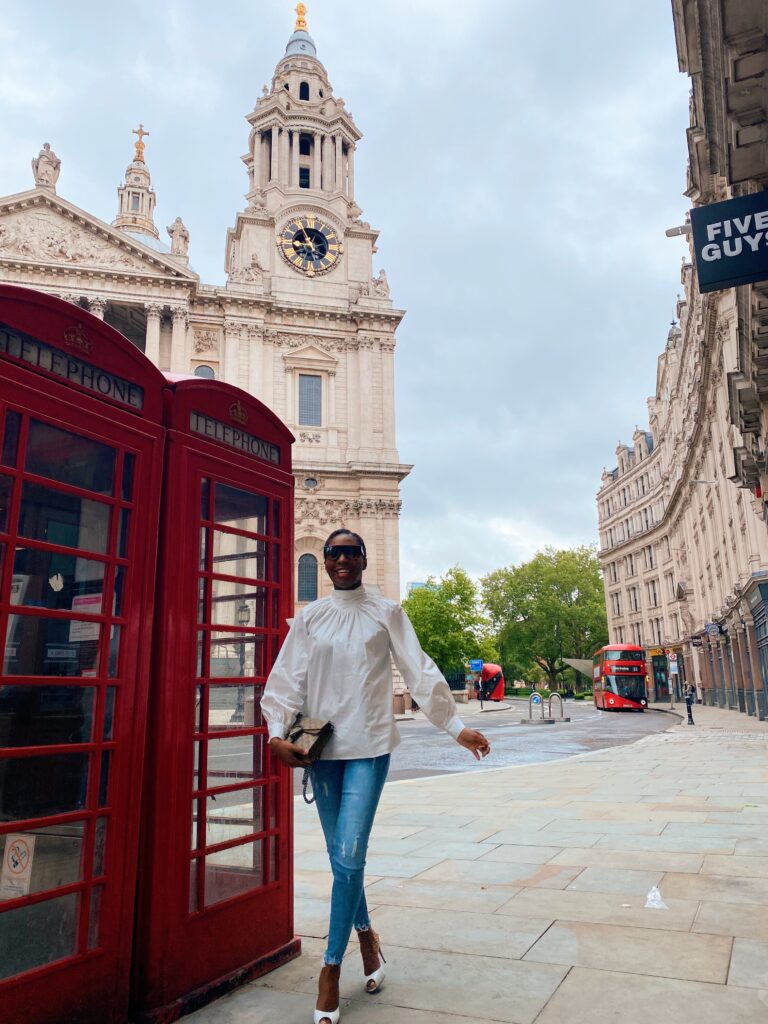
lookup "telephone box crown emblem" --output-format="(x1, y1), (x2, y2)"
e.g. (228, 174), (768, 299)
(63, 322), (92, 354)
(229, 400), (248, 425)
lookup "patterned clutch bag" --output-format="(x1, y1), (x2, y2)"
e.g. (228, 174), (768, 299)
(287, 713), (334, 762)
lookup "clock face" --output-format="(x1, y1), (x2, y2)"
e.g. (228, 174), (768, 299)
(277, 216), (343, 276)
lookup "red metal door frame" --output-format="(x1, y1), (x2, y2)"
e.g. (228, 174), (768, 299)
(0, 288), (165, 1024)
(134, 379), (298, 1021)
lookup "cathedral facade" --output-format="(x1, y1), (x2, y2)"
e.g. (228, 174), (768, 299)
(0, 8), (410, 606)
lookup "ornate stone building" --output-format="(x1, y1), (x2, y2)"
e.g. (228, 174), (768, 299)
(598, 261), (768, 718)
(0, 8), (409, 606)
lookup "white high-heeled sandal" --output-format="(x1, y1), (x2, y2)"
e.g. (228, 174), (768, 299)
(362, 932), (386, 994)
(313, 1009), (340, 1024)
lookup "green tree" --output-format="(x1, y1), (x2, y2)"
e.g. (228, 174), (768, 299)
(481, 546), (608, 690)
(401, 567), (497, 672)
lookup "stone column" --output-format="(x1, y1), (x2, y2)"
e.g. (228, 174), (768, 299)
(357, 335), (375, 456)
(335, 135), (343, 191)
(731, 627), (746, 714)
(223, 320), (241, 386)
(247, 327), (262, 396)
(313, 132), (322, 190)
(291, 129), (300, 187)
(280, 128), (290, 186)
(744, 620), (765, 720)
(322, 135), (333, 191)
(170, 306), (188, 373)
(144, 303), (162, 364)
(270, 126), (279, 181)
(261, 332), (275, 410)
(736, 625), (756, 716)
(87, 296), (107, 320)
(348, 145), (355, 200)
(380, 339), (396, 458)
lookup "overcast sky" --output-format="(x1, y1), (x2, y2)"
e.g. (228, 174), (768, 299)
(1, 0), (691, 590)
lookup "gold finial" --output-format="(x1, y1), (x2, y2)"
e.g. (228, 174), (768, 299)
(294, 2), (308, 31)
(132, 123), (149, 162)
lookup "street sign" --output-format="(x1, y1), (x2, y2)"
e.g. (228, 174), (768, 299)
(668, 652), (678, 663)
(692, 636), (703, 648)
(690, 192), (768, 293)
(669, 662), (679, 674)
(706, 623), (720, 638)
(531, 693), (542, 705)
(469, 659), (483, 672)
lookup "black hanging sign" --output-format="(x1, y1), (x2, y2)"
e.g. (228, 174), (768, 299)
(690, 191), (768, 293)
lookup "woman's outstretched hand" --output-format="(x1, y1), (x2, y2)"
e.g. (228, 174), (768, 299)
(268, 737), (309, 768)
(457, 728), (491, 760)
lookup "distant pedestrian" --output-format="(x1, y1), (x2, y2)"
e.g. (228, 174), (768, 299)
(683, 681), (696, 725)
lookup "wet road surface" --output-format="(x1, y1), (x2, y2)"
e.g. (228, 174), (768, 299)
(290, 699), (676, 795)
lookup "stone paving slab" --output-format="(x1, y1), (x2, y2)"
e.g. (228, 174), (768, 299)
(188, 705), (768, 1024)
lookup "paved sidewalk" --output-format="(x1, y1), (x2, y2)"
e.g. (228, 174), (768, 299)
(189, 705), (768, 1023)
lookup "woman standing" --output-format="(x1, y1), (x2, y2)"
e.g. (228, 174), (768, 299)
(263, 530), (490, 1024)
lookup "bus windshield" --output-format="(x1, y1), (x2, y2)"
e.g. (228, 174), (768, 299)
(605, 649), (645, 662)
(606, 676), (646, 702)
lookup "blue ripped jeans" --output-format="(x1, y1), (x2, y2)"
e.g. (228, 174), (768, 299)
(310, 754), (390, 965)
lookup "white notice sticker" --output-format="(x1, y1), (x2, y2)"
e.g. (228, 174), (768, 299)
(0, 834), (36, 900)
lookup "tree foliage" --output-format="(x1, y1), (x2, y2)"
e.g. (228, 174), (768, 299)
(401, 567), (497, 672)
(481, 546), (608, 689)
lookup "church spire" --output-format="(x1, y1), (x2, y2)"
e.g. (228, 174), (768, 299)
(113, 125), (159, 240)
(285, 1), (316, 57)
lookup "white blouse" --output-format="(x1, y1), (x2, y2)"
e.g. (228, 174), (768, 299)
(261, 585), (466, 759)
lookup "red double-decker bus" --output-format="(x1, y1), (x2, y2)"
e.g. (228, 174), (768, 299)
(593, 644), (648, 711)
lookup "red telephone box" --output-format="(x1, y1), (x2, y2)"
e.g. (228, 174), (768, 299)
(0, 286), (165, 1023)
(133, 377), (298, 1021)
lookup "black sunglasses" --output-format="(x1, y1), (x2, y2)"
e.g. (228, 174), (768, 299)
(323, 544), (365, 560)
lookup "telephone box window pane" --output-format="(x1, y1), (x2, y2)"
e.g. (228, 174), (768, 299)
(194, 686), (203, 732)
(0, 474), (12, 532)
(12, 547), (107, 610)
(272, 589), (279, 628)
(4, 615), (101, 677)
(206, 685), (263, 731)
(113, 565), (125, 617)
(206, 734), (264, 787)
(0, 823), (84, 901)
(205, 786), (264, 847)
(200, 479), (210, 521)
(268, 781), (279, 829)
(87, 886), (103, 949)
(196, 632), (205, 677)
(199, 528), (209, 569)
(103, 687), (116, 740)
(121, 453), (135, 501)
(0, 753), (89, 821)
(212, 533), (266, 580)
(209, 632), (266, 678)
(214, 484), (267, 536)
(117, 509), (130, 558)
(298, 374), (321, 426)
(108, 624), (121, 677)
(93, 817), (108, 877)
(272, 544), (280, 582)
(0, 686), (95, 746)
(189, 859), (200, 912)
(192, 799), (201, 851)
(19, 482), (110, 555)
(204, 841), (264, 906)
(271, 501), (280, 537)
(210, 586), (268, 628)
(0, 892), (79, 981)
(98, 750), (111, 807)
(193, 742), (201, 790)
(1, 410), (21, 467)
(268, 834), (279, 882)
(25, 420), (115, 495)
(197, 578), (209, 624)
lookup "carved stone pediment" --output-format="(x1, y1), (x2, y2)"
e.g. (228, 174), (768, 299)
(0, 192), (196, 280)
(281, 343), (338, 372)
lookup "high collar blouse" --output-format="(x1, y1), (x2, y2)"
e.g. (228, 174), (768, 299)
(262, 585), (466, 760)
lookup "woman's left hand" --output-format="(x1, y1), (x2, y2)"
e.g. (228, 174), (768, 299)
(457, 728), (491, 760)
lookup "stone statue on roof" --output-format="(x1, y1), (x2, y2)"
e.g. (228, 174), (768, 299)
(167, 217), (189, 256)
(31, 143), (61, 188)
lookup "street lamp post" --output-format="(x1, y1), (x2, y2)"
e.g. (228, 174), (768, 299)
(231, 600), (251, 723)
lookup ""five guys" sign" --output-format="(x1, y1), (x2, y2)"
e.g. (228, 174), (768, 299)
(690, 191), (768, 293)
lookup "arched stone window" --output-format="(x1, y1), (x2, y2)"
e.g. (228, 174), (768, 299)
(298, 553), (318, 602)
(194, 365), (216, 379)
(299, 81), (310, 101)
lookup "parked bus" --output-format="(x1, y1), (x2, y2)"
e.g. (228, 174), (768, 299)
(593, 644), (648, 711)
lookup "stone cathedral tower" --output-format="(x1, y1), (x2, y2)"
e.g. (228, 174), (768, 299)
(223, 5), (410, 603)
(0, 6), (409, 606)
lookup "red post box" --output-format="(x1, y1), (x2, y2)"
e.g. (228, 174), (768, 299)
(0, 286), (166, 1023)
(133, 377), (298, 1021)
